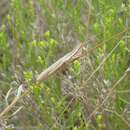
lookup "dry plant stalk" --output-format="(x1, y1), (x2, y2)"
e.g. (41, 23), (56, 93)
(36, 44), (84, 83)
(0, 89), (29, 119)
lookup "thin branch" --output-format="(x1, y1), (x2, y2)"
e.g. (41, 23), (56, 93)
(0, 89), (29, 119)
(104, 108), (129, 127)
(87, 70), (129, 126)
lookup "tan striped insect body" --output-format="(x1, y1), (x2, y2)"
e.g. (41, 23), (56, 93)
(36, 44), (83, 83)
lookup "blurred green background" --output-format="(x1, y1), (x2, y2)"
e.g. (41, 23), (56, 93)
(0, 0), (130, 129)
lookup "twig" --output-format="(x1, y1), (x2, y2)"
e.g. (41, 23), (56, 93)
(0, 89), (29, 119)
(87, 70), (129, 126)
(80, 36), (129, 90)
(104, 108), (129, 127)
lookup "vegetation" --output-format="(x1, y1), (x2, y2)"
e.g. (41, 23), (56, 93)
(0, 0), (130, 129)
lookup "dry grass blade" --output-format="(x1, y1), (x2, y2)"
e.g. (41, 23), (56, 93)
(36, 44), (84, 83)
(87, 70), (129, 126)
(0, 96), (19, 119)
(0, 88), (29, 119)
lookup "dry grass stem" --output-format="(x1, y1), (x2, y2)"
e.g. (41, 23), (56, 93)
(87, 71), (129, 126)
